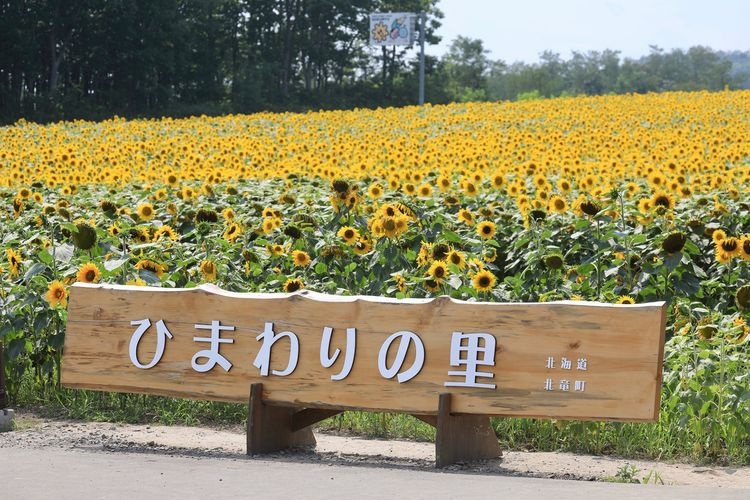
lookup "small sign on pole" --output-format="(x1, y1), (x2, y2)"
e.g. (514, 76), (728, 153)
(369, 12), (416, 46)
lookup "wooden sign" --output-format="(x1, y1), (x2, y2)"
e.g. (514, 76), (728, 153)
(62, 283), (666, 422)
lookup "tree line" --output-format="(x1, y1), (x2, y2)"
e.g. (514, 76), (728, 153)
(0, 0), (745, 125)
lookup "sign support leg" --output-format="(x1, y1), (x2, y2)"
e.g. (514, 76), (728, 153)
(434, 393), (501, 467)
(246, 383), (316, 455)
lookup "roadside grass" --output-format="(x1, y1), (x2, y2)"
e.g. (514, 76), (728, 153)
(10, 372), (750, 465)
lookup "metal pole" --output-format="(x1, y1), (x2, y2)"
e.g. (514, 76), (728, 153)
(418, 12), (426, 105)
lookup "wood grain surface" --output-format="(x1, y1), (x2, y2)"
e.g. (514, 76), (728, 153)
(62, 283), (666, 421)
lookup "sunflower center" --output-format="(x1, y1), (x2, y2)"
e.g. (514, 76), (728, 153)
(85, 270), (96, 281)
(479, 276), (490, 287)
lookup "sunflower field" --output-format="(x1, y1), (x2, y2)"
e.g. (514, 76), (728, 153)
(3, 90), (750, 461)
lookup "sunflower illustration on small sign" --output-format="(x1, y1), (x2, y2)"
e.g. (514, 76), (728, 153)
(369, 12), (415, 46)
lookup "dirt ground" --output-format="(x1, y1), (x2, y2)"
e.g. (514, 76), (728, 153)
(2, 410), (749, 489)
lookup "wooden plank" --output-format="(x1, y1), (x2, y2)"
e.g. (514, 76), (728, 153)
(62, 283), (667, 421)
(290, 408), (343, 432)
(435, 393), (501, 467)
(247, 383), (315, 454)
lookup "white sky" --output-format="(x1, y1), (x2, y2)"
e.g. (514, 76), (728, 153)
(433, 0), (749, 63)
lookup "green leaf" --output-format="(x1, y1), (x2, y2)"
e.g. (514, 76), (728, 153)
(104, 258), (129, 272)
(663, 252), (682, 271)
(34, 311), (52, 333)
(23, 262), (47, 282)
(138, 269), (162, 284)
(50, 243), (74, 264)
(447, 274), (463, 290)
(314, 262), (328, 275)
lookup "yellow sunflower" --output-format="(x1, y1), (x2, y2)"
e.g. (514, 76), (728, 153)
(137, 202), (155, 221)
(548, 195), (568, 214)
(353, 237), (373, 256)
(199, 259), (217, 282)
(367, 183), (384, 199)
(291, 250), (311, 267)
(650, 190), (675, 211)
(223, 222), (242, 242)
(616, 295), (636, 304)
(6, 248), (22, 277)
(76, 262), (101, 283)
(135, 259), (166, 278)
(457, 208), (474, 225)
(153, 225), (178, 241)
(283, 278), (304, 293)
(337, 226), (360, 245)
(446, 250), (466, 270)
(427, 260), (449, 281)
(476, 221), (496, 240)
(472, 270), (496, 292)
(45, 280), (67, 308)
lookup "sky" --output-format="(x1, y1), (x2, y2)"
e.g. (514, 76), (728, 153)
(432, 0), (749, 63)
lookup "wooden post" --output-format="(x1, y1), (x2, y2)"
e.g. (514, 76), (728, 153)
(0, 343), (7, 409)
(246, 383), (316, 455)
(435, 393), (501, 467)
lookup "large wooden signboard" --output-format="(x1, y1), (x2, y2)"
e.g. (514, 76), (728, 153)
(62, 283), (666, 422)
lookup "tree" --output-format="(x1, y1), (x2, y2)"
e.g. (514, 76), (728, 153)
(441, 36), (489, 101)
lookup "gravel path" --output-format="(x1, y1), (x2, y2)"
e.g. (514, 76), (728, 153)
(2, 410), (750, 489)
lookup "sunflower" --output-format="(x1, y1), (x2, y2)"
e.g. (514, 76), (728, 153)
(483, 247), (497, 263)
(45, 280), (67, 308)
(126, 278), (147, 286)
(431, 243), (451, 262)
(154, 225), (178, 241)
(472, 270), (496, 292)
(446, 250), (466, 270)
(131, 227), (151, 244)
(223, 222), (242, 242)
(367, 183), (384, 199)
(337, 226), (359, 245)
(283, 278), (304, 293)
(267, 244), (286, 256)
(661, 232), (686, 254)
(740, 236), (750, 261)
(544, 253), (564, 270)
(650, 190), (675, 211)
(291, 250), (311, 267)
(423, 278), (442, 293)
(417, 183), (433, 198)
(548, 195), (568, 214)
(195, 208), (219, 223)
(222, 207), (236, 221)
(6, 248), (22, 277)
(76, 262), (101, 283)
(715, 237), (740, 264)
(457, 208), (474, 225)
(577, 199), (601, 217)
(402, 183), (416, 196)
(261, 217), (276, 234)
(199, 259), (217, 282)
(392, 274), (407, 293)
(137, 202), (155, 221)
(616, 295), (636, 304)
(353, 237), (372, 256)
(428, 260), (449, 281)
(476, 221), (496, 240)
(135, 259), (166, 278)
(736, 285), (750, 311)
(710, 228), (726, 243)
